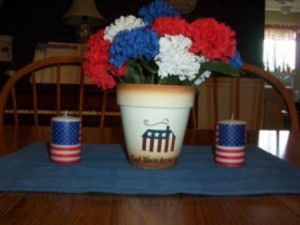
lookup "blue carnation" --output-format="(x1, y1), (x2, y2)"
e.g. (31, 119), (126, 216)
(109, 27), (160, 68)
(138, 0), (181, 24)
(229, 50), (243, 71)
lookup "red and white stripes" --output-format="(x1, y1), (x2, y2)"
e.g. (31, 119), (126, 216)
(214, 145), (245, 167)
(50, 144), (81, 164)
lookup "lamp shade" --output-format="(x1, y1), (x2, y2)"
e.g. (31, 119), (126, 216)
(62, 0), (105, 27)
(0, 0), (5, 9)
(281, 5), (291, 14)
(165, 0), (198, 14)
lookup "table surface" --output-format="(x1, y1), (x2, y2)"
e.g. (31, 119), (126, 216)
(0, 126), (300, 225)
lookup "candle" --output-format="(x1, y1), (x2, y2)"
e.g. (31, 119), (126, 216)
(50, 112), (82, 164)
(215, 117), (246, 167)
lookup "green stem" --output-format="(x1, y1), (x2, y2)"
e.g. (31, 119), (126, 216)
(136, 62), (144, 83)
(157, 77), (162, 84)
(118, 77), (125, 84)
(150, 74), (155, 84)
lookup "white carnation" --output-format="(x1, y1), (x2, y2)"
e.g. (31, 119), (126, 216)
(104, 15), (146, 42)
(154, 35), (205, 81)
(194, 71), (212, 85)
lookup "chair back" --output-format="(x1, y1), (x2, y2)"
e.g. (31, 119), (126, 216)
(196, 63), (299, 132)
(0, 56), (121, 127)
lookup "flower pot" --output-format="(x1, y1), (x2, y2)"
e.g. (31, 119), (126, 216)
(117, 84), (195, 169)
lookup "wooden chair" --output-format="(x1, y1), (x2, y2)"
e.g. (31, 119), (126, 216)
(196, 63), (299, 132)
(0, 56), (121, 127)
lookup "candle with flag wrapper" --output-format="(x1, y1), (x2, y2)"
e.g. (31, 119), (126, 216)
(50, 113), (81, 164)
(215, 118), (246, 167)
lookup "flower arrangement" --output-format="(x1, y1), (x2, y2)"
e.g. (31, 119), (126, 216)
(83, 0), (243, 90)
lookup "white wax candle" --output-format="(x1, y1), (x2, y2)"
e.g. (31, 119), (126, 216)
(51, 111), (81, 122)
(50, 111), (82, 165)
(218, 114), (246, 125)
(218, 119), (246, 125)
(52, 116), (81, 122)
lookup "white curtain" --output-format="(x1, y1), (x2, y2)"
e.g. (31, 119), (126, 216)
(264, 25), (299, 72)
(295, 33), (300, 98)
(265, 26), (296, 40)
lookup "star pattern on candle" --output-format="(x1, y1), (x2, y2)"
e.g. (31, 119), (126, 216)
(52, 122), (80, 145)
(217, 124), (245, 146)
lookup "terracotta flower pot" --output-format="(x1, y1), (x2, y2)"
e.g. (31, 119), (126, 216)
(117, 83), (195, 169)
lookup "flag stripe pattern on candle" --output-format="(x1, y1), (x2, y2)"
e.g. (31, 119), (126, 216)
(215, 121), (246, 167)
(50, 118), (81, 164)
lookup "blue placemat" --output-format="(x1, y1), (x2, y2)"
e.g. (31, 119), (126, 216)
(0, 143), (300, 195)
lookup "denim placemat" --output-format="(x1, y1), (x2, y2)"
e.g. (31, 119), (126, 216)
(0, 142), (300, 195)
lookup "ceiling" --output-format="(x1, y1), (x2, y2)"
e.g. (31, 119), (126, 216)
(265, 0), (300, 12)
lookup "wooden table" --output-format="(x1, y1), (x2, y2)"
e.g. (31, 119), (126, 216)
(0, 126), (300, 225)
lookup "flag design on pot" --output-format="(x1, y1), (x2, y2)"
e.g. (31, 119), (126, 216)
(50, 118), (81, 164)
(215, 121), (246, 167)
(142, 126), (176, 153)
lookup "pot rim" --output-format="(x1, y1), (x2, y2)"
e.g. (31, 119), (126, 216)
(117, 83), (195, 108)
(117, 83), (196, 93)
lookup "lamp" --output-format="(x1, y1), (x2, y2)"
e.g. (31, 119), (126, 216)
(281, 5), (292, 14)
(0, 0), (5, 9)
(165, 0), (198, 14)
(274, 0), (295, 14)
(62, 0), (105, 43)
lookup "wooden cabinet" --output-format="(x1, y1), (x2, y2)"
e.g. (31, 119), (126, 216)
(196, 78), (293, 130)
(262, 87), (294, 129)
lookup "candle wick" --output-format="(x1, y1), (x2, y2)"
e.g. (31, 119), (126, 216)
(231, 113), (234, 120)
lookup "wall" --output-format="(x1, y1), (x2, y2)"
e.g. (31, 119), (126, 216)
(0, 0), (265, 66)
(265, 11), (300, 26)
(191, 0), (265, 67)
(0, 0), (75, 64)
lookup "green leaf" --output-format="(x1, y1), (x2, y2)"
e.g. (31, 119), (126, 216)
(181, 79), (196, 86)
(125, 58), (160, 84)
(125, 59), (143, 83)
(201, 61), (240, 77)
(159, 76), (181, 85)
(138, 58), (158, 75)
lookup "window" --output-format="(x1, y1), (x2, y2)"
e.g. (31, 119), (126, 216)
(263, 26), (296, 73)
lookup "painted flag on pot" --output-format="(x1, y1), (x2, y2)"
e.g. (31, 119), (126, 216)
(50, 115), (81, 164)
(141, 126), (176, 153)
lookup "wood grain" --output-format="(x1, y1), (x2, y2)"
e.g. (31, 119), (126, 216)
(0, 126), (300, 225)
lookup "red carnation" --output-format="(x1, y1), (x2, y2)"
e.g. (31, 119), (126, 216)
(153, 17), (189, 37)
(83, 29), (127, 90)
(110, 66), (127, 77)
(187, 18), (237, 62)
(90, 69), (117, 90)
